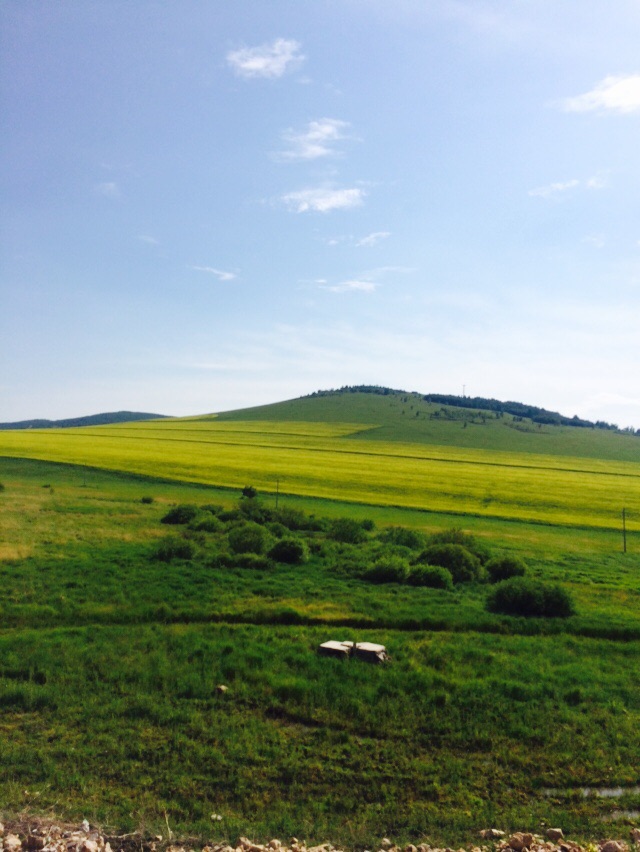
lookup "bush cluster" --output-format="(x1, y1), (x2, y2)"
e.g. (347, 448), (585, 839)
(487, 577), (575, 618)
(150, 492), (575, 620)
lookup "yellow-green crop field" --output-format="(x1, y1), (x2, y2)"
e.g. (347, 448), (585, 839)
(1, 418), (639, 530)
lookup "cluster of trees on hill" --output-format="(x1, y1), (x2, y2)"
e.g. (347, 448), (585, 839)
(307, 385), (633, 434)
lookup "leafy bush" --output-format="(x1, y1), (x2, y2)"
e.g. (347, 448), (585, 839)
(428, 528), (492, 564)
(268, 537), (309, 564)
(328, 517), (368, 544)
(417, 543), (482, 583)
(379, 526), (426, 550)
(363, 555), (411, 584)
(152, 536), (196, 562)
(228, 522), (270, 555)
(360, 518), (376, 531)
(407, 565), (453, 589)
(487, 577), (575, 618)
(188, 513), (223, 533)
(140, 496), (154, 504)
(232, 553), (274, 570)
(201, 503), (224, 515)
(485, 555), (527, 583)
(218, 509), (241, 522)
(273, 507), (308, 530)
(238, 498), (273, 524)
(161, 504), (199, 525)
(265, 521), (288, 538)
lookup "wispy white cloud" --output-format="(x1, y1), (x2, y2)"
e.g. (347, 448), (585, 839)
(318, 265), (410, 294)
(95, 182), (120, 199)
(528, 173), (608, 199)
(226, 38), (304, 79)
(277, 118), (350, 160)
(560, 74), (640, 114)
(190, 265), (237, 281)
(356, 231), (391, 247)
(528, 179), (579, 199)
(281, 186), (365, 213)
(586, 173), (609, 190)
(583, 233), (606, 249)
(322, 279), (378, 294)
(138, 234), (159, 245)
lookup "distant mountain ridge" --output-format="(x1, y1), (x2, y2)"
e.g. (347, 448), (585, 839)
(0, 411), (167, 430)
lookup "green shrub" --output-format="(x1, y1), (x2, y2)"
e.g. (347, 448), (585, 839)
(428, 528), (492, 564)
(268, 538), (309, 564)
(379, 526), (426, 550)
(265, 521), (288, 538)
(360, 518), (376, 531)
(218, 509), (241, 522)
(161, 504), (199, 525)
(407, 565), (453, 589)
(417, 543), (482, 583)
(228, 522), (270, 555)
(328, 517), (368, 544)
(363, 555), (411, 584)
(485, 555), (527, 583)
(189, 513), (223, 533)
(201, 503), (224, 515)
(140, 496), (154, 504)
(232, 553), (274, 570)
(487, 577), (575, 618)
(152, 536), (196, 562)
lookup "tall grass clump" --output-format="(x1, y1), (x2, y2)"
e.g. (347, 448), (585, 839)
(487, 577), (575, 618)
(161, 504), (199, 525)
(485, 555), (527, 583)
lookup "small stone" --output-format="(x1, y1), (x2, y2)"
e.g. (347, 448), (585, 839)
(480, 831), (505, 840)
(547, 831), (564, 843)
(601, 843), (625, 852)
(268, 843), (281, 850)
(27, 837), (45, 851)
(406, 846), (418, 852)
(630, 831), (640, 846)
(509, 834), (534, 852)
(81, 824), (90, 836)
(381, 842), (393, 850)
(5, 836), (23, 852)
(0, 824), (5, 837)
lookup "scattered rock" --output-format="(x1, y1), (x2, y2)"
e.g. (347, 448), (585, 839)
(216, 684), (229, 694)
(547, 831), (564, 843)
(480, 830), (505, 840)
(5, 836), (23, 852)
(508, 834), (534, 852)
(381, 841), (393, 850)
(600, 843), (626, 852)
(405, 845), (418, 852)
(630, 831), (640, 846)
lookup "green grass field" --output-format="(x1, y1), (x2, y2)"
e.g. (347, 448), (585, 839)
(0, 394), (639, 531)
(0, 392), (639, 847)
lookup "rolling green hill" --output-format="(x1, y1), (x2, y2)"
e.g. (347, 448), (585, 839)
(215, 389), (640, 463)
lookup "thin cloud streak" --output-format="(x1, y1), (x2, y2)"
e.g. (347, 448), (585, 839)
(226, 38), (304, 79)
(561, 74), (640, 114)
(190, 266), (237, 281)
(281, 187), (365, 213)
(528, 174), (607, 198)
(356, 231), (391, 247)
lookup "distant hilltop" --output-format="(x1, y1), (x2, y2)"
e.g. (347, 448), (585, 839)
(0, 411), (167, 430)
(305, 385), (636, 434)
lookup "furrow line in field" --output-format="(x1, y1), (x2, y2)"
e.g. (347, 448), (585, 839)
(40, 430), (640, 479)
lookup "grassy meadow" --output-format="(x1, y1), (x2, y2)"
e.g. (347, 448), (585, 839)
(0, 392), (639, 846)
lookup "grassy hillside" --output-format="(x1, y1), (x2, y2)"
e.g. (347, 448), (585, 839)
(216, 391), (640, 462)
(0, 420), (639, 530)
(0, 456), (638, 846)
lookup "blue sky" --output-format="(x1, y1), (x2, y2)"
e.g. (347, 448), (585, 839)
(2, 1), (640, 427)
